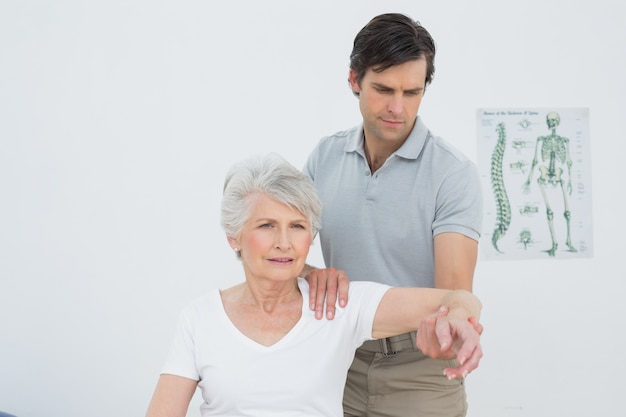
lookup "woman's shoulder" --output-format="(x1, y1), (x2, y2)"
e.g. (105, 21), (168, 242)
(179, 289), (222, 317)
(348, 281), (392, 297)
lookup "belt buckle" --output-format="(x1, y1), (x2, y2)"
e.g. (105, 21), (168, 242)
(380, 337), (397, 358)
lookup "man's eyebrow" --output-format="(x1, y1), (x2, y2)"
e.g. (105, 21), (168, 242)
(371, 82), (392, 90)
(370, 82), (424, 93)
(405, 86), (425, 93)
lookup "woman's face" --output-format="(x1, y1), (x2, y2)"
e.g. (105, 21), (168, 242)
(229, 193), (312, 284)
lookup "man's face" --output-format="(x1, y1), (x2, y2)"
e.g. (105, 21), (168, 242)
(349, 59), (427, 147)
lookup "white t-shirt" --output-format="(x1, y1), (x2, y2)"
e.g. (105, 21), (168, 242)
(161, 278), (390, 417)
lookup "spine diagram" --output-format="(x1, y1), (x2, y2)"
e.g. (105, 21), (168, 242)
(490, 122), (511, 252)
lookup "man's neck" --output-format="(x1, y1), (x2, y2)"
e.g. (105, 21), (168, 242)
(363, 139), (392, 173)
(363, 123), (415, 173)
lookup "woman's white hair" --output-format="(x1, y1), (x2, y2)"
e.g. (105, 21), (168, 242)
(220, 153), (322, 245)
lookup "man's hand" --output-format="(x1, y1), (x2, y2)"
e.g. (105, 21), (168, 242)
(416, 306), (484, 379)
(304, 267), (349, 320)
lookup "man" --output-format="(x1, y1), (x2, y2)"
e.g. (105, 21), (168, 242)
(303, 13), (483, 417)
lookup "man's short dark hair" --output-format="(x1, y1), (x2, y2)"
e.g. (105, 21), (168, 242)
(349, 13), (436, 88)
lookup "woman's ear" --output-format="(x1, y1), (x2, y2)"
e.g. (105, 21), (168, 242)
(227, 236), (240, 251)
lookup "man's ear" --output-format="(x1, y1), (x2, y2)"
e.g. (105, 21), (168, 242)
(348, 69), (360, 95)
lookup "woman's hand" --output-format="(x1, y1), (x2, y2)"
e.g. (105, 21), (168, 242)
(416, 307), (484, 379)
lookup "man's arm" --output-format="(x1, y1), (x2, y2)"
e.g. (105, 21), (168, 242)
(300, 150), (350, 320)
(415, 232), (479, 359)
(433, 232), (478, 291)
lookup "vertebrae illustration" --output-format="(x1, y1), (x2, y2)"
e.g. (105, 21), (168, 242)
(490, 122), (511, 252)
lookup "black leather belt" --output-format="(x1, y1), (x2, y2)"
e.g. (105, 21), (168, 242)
(361, 331), (416, 357)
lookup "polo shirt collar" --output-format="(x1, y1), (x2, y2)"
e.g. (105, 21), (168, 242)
(344, 117), (428, 161)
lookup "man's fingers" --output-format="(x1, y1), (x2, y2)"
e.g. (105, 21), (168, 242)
(415, 316), (435, 354)
(304, 267), (350, 320)
(337, 272), (349, 307)
(324, 273), (338, 319)
(469, 316), (484, 335)
(307, 272), (318, 311)
(314, 272), (328, 319)
(434, 314), (453, 352)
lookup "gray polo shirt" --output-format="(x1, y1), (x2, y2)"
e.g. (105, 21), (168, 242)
(304, 117), (482, 288)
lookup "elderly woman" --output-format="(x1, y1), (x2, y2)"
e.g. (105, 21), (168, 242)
(145, 153), (482, 417)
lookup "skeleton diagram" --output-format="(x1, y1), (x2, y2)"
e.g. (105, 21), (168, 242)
(523, 112), (578, 256)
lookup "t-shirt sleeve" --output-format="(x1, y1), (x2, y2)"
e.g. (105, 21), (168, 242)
(161, 307), (200, 381)
(347, 281), (391, 342)
(302, 142), (319, 181)
(433, 160), (483, 240)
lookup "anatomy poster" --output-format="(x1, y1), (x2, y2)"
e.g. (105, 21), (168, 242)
(477, 108), (594, 261)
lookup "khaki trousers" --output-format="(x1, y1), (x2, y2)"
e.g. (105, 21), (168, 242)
(343, 338), (467, 417)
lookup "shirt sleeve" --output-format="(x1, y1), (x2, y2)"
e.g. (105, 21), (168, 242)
(433, 160), (483, 240)
(347, 281), (392, 341)
(161, 307), (200, 381)
(302, 142), (319, 181)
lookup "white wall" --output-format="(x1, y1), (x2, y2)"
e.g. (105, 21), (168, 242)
(1, 1), (624, 416)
